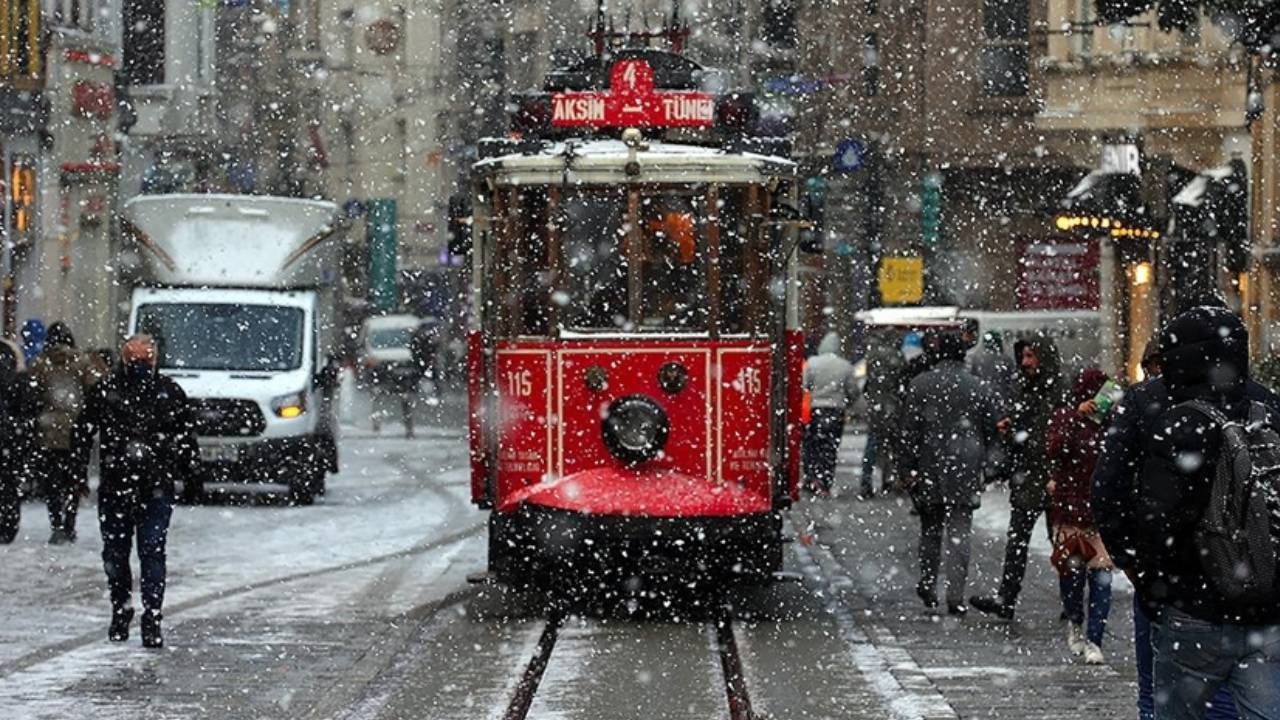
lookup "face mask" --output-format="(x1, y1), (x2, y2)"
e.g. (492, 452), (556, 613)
(125, 360), (154, 379)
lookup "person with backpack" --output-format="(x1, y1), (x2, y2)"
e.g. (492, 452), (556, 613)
(29, 322), (100, 544)
(82, 335), (198, 648)
(0, 339), (37, 543)
(1094, 323), (1251, 720)
(1045, 367), (1115, 665)
(1113, 306), (1280, 719)
(971, 333), (1066, 620)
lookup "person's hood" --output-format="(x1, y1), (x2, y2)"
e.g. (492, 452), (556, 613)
(931, 331), (968, 363)
(41, 344), (80, 367)
(1158, 306), (1248, 402)
(817, 332), (842, 356)
(1072, 367), (1108, 404)
(1013, 333), (1062, 383)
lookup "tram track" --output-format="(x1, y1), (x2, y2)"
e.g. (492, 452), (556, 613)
(499, 611), (760, 720)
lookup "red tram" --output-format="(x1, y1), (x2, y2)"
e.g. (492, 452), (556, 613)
(465, 24), (804, 590)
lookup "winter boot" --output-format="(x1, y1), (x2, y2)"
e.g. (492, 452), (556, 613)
(141, 611), (163, 649)
(108, 608), (134, 643)
(1066, 623), (1086, 656)
(947, 602), (967, 617)
(969, 594), (1015, 620)
(916, 583), (938, 610)
(1083, 642), (1104, 665)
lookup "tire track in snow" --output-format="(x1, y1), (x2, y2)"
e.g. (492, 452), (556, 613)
(0, 521), (485, 681)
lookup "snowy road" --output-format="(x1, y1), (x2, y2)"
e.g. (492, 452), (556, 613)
(1, 421), (1141, 719)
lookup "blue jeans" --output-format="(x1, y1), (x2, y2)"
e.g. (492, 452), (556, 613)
(99, 490), (173, 615)
(1137, 603), (1239, 720)
(1151, 608), (1280, 720)
(860, 432), (879, 493)
(1059, 568), (1112, 646)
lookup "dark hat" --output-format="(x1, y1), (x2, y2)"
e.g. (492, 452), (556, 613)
(45, 322), (75, 348)
(1158, 306), (1248, 399)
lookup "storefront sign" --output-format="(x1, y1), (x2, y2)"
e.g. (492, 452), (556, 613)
(878, 256), (924, 305)
(1017, 236), (1099, 310)
(71, 81), (114, 119)
(551, 60), (715, 128)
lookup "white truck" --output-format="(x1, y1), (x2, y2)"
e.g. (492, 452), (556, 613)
(122, 194), (343, 504)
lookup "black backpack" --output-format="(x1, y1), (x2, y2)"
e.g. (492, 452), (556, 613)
(1181, 400), (1280, 606)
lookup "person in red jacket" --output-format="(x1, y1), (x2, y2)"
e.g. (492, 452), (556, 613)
(1045, 367), (1114, 665)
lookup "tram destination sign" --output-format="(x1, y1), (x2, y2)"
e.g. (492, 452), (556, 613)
(551, 59), (715, 128)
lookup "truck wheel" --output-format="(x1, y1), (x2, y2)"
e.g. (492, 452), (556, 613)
(180, 479), (205, 505)
(289, 480), (314, 506)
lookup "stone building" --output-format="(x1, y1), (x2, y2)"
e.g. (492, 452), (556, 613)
(1037, 2), (1255, 376)
(795, 0), (1081, 347)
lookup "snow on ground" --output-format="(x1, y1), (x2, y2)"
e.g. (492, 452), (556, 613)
(0, 421), (476, 668)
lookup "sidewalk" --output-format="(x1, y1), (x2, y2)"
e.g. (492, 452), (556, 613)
(797, 432), (1140, 719)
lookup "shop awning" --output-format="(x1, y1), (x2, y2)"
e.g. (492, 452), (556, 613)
(1059, 170), (1143, 220)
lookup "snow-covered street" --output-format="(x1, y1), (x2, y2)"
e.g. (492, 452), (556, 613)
(1, 421), (1143, 719)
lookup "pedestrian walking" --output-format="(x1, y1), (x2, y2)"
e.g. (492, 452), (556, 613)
(802, 332), (858, 496)
(29, 322), (100, 544)
(82, 335), (198, 648)
(860, 333), (914, 496)
(971, 332), (1066, 620)
(0, 339), (37, 544)
(1103, 307), (1280, 719)
(1045, 367), (1115, 665)
(900, 331), (1001, 616)
(1093, 327), (1247, 720)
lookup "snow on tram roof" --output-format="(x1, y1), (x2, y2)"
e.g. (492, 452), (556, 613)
(474, 139), (795, 185)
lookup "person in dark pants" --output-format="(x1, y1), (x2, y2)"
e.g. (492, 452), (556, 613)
(802, 333), (858, 496)
(1093, 320), (1266, 720)
(971, 333), (1065, 620)
(0, 340), (37, 544)
(29, 322), (100, 544)
(82, 335), (197, 648)
(900, 331), (1000, 616)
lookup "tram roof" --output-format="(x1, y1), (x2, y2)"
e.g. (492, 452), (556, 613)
(473, 139), (795, 186)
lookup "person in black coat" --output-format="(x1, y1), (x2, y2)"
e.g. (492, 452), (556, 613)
(82, 335), (198, 648)
(1095, 306), (1280, 720)
(0, 341), (37, 543)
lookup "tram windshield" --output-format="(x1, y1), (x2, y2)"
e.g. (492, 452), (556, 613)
(488, 183), (780, 338)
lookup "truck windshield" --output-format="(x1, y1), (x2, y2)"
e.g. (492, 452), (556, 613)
(136, 303), (305, 372)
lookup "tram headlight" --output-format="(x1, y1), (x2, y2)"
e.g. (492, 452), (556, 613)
(601, 395), (670, 464)
(657, 362), (688, 394)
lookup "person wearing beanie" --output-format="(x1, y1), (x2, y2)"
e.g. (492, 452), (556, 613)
(81, 335), (198, 649)
(1094, 304), (1280, 720)
(899, 330), (1001, 616)
(802, 332), (859, 496)
(28, 321), (101, 544)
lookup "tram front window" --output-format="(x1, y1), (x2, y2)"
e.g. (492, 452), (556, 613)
(561, 189), (708, 332)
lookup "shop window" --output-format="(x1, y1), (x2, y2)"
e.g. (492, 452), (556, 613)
(123, 0), (165, 86)
(981, 0), (1029, 97)
(0, 0), (41, 81)
(10, 157), (36, 242)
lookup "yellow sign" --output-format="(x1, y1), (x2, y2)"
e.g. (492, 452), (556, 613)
(878, 256), (924, 305)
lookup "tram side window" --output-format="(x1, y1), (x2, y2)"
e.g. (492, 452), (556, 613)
(515, 189), (551, 336)
(639, 193), (706, 330)
(562, 190), (628, 331)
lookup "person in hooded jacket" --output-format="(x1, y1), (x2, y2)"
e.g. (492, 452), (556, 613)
(29, 322), (101, 543)
(82, 335), (198, 648)
(0, 340), (37, 543)
(1046, 367), (1115, 665)
(1118, 307), (1280, 719)
(900, 331), (1001, 615)
(971, 332), (1066, 620)
(1093, 320), (1249, 720)
(802, 332), (858, 496)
